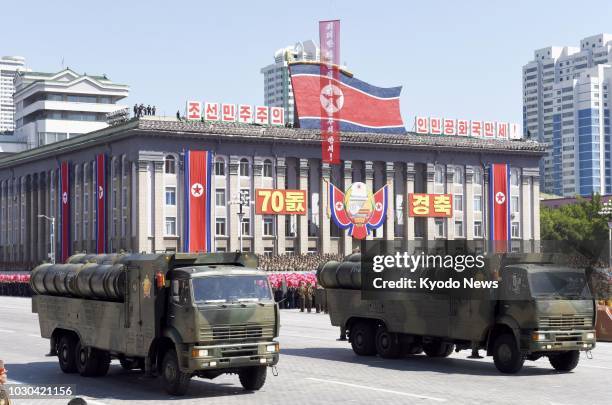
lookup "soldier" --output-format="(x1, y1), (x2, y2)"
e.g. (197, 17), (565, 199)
(297, 282), (306, 312)
(305, 282), (314, 313)
(0, 360), (10, 405)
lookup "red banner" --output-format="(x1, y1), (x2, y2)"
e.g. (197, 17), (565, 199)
(490, 163), (510, 242)
(95, 154), (106, 253)
(319, 20), (341, 164)
(184, 150), (212, 252)
(60, 161), (70, 262)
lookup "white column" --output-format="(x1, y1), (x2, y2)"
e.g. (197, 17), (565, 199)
(252, 157), (264, 254)
(136, 160), (150, 253)
(342, 161), (353, 256)
(404, 163), (415, 247)
(445, 166), (455, 240)
(426, 163), (436, 239)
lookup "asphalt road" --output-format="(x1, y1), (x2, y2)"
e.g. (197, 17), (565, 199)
(0, 296), (611, 405)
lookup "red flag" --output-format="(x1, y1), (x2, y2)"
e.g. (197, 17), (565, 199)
(95, 154), (106, 253)
(184, 150), (212, 252)
(489, 163), (510, 243)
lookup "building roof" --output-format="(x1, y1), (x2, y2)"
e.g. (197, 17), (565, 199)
(0, 117), (545, 169)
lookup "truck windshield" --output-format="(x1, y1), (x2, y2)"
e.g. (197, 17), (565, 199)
(192, 275), (272, 304)
(528, 271), (591, 299)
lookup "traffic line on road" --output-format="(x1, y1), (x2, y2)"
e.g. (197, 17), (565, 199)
(306, 377), (447, 402)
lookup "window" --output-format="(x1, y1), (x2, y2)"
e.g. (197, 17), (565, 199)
(264, 247), (274, 256)
(165, 187), (176, 205)
(215, 189), (226, 206)
(434, 218), (445, 238)
(263, 159), (273, 177)
(455, 221), (464, 237)
(263, 216), (274, 236)
(454, 167), (463, 184)
(165, 155), (176, 174)
(239, 158), (249, 177)
(511, 196), (520, 213)
(165, 217), (176, 235)
(510, 169), (520, 186)
(473, 196), (482, 212)
(215, 218), (226, 236)
(511, 222), (520, 238)
(454, 195), (463, 211)
(215, 158), (225, 176)
(434, 165), (445, 184)
(474, 221), (483, 238)
(473, 169), (483, 185)
(241, 217), (251, 236)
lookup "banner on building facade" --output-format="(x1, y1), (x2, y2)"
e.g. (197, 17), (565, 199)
(95, 153), (106, 253)
(255, 189), (307, 215)
(184, 150), (212, 252)
(489, 163), (510, 246)
(407, 193), (453, 217)
(415, 116), (521, 140)
(328, 181), (387, 240)
(59, 161), (71, 262)
(319, 19), (341, 164)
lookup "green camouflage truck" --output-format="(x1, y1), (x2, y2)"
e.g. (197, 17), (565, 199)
(30, 252), (280, 395)
(319, 253), (596, 373)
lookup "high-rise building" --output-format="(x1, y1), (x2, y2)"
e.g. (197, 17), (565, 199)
(13, 68), (129, 149)
(523, 34), (612, 196)
(260, 40), (320, 125)
(0, 56), (29, 133)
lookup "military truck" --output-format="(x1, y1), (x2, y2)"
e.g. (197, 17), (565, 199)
(319, 253), (596, 373)
(31, 252), (280, 395)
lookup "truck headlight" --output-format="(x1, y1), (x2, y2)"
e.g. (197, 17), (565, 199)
(266, 343), (279, 353)
(586, 332), (595, 340)
(192, 349), (209, 358)
(532, 332), (547, 341)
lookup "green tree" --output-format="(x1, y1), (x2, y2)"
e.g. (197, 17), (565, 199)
(541, 194), (608, 241)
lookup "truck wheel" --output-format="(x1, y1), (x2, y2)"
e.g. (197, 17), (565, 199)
(58, 335), (78, 373)
(375, 327), (401, 358)
(493, 334), (524, 374)
(350, 321), (376, 356)
(75, 341), (102, 377)
(549, 351), (580, 372)
(161, 349), (191, 396)
(238, 366), (267, 391)
(94, 350), (110, 377)
(423, 341), (454, 358)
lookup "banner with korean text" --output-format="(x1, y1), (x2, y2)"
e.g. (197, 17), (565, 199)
(255, 189), (307, 215)
(407, 193), (453, 217)
(319, 19), (341, 164)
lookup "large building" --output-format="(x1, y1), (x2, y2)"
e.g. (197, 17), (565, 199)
(0, 56), (29, 133)
(13, 68), (129, 149)
(0, 116), (543, 268)
(261, 41), (319, 125)
(523, 33), (612, 196)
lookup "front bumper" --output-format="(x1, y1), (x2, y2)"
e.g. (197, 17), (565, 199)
(524, 330), (596, 352)
(184, 341), (279, 372)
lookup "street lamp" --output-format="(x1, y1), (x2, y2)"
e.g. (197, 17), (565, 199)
(230, 190), (251, 252)
(37, 214), (55, 264)
(598, 200), (612, 266)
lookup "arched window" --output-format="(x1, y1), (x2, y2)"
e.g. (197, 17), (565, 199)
(434, 165), (445, 185)
(214, 157), (225, 176)
(263, 159), (273, 178)
(239, 158), (249, 177)
(165, 155), (176, 174)
(454, 167), (463, 184)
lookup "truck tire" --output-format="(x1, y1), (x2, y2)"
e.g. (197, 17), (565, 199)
(375, 327), (401, 358)
(493, 334), (524, 374)
(350, 321), (376, 356)
(58, 334), (78, 373)
(95, 350), (111, 377)
(238, 366), (267, 391)
(549, 350), (580, 372)
(423, 341), (454, 358)
(161, 349), (191, 396)
(75, 341), (104, 377)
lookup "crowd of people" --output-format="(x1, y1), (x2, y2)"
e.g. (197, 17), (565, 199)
(133, 103), (156, 118)
(257, 253), (343, 272)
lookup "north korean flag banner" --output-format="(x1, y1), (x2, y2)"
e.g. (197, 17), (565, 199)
(59, 161), (71, 262)
(184, 150), (212, 252)
(95, 153), (106, 253)
(489, 163), (510, 246)
(289, 62), (405, 134)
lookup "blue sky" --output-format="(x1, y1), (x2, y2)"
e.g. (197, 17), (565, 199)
(3, 0), (612, 126)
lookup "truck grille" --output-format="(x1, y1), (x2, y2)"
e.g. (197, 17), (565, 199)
(200, 322), (275, 342)
(538, 314), (592, 330)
